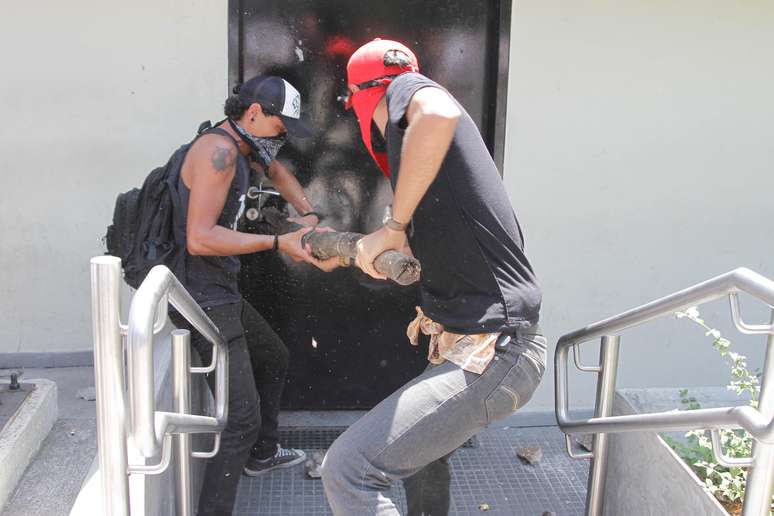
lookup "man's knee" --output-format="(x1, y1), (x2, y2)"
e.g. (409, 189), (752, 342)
(320, 436), (359, 490)
(257, 339), (290, 376)
(226, 402), (260, 444)
(275, 342), (290, 372)
(320, 438), (343, 485)
(321, 432), (392, 494)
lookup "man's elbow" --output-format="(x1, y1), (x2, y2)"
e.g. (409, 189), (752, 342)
(186, 231), (208, 256)
(186, 240), (205, 256)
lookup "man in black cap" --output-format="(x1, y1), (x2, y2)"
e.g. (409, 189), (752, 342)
(168, 74), (331, 516)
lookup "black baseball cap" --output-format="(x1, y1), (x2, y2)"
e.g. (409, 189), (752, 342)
(236, 75), (313, 138)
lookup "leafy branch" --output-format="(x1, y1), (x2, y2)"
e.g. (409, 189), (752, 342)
(663, 307), (767, 511)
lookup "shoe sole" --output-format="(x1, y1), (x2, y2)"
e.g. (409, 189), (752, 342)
(243, 452), (307, 477)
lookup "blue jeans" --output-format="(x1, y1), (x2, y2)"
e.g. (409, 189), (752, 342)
(321, 327), (546, 515)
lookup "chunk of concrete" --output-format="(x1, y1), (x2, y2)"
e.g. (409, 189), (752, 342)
(516, 446), (542, 465)
(575, 434), (594, 452)
(305, 451), (325, 479)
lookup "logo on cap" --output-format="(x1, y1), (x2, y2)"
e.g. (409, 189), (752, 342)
(291, 95), (301, 118)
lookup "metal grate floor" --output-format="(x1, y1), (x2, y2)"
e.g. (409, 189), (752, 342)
(234, 425), (588, 515)
(277, 427), (477, 450)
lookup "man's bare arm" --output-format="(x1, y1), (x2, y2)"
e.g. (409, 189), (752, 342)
(391, 86), (461, 225)
(354, 87), (460, 279)
(185, 136), (309, 259)
(267, 160), (316, 217)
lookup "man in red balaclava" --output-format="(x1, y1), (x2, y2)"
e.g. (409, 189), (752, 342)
(319, 38), (547, 515)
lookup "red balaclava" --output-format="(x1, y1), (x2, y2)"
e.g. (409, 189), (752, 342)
(346, 38), (419, 177)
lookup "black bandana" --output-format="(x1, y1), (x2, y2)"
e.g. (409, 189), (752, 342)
(228, 118), (287, 168)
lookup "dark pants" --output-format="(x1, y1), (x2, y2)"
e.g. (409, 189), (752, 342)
(403, 453), (452, 516)
(170, 298), (289, 516)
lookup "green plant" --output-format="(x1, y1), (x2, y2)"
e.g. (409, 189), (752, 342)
(661, 306), (768, 512)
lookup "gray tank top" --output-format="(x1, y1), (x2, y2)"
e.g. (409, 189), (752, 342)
(176, 127), (250, 307)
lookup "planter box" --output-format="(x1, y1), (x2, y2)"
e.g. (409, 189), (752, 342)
(602, 387), (737, 516)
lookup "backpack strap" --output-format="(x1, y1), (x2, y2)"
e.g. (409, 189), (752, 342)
(194, 121), (251, 195)
(203, 127), (241, 149)
(195, 119), (241, 152)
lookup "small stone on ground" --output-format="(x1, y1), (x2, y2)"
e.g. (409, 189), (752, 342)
(575, 434), (594, 452)
(76, 386), (96, 401)
(517, 446), (542, 465)
(305, 451), (325, 478)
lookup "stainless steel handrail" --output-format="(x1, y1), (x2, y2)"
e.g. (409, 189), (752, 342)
(556, 268), (774, 438)
(91, 257), (229, 516)
(120, 293), (168, 336)
(555, 267), (774, 516)
(556, 268), (774, 352)
(127, 264), (228, 458)
(91, 256), (130, 516)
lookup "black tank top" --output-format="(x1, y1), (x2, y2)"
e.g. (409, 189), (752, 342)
(176, 127), (250, 307)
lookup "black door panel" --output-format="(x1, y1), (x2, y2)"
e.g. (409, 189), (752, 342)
(231, 0), (511, 408)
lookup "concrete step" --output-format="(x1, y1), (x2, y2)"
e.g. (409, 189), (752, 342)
(0, 379), (57, 512)
(0, 367), (96, 516)
(1, 419), (97, 516)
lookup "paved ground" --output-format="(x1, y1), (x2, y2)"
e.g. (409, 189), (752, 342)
(1, 366), (590, 516)
(1, 367), (97, 516)
(235, 425), (589, 516)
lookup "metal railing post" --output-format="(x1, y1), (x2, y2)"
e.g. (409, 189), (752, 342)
(128, 265), (228, 458)
(173, 330), (194, 516)
(585, 335), (620, 516)
(90, 256), (130, 516)
(741, 311), (774, 516)
(553, 270), (774, 514)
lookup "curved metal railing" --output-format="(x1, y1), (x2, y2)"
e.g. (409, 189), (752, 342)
(127, 264), (228, 459)
(90, 256), (229, 516)
(555, 267), (774, 516)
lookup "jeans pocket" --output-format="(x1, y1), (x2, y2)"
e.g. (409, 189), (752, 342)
(484, 355), (543, 423)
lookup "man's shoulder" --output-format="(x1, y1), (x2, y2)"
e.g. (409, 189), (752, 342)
(190, 130), (238, 155)
(190, 130), (239, 159)
(187, 131), (241, 176)
(386, 73), (446, 124)
(388, 72), (440, 94)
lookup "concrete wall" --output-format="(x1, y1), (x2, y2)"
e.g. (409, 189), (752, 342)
(2, 1), (774, 414)
(505, 1), (774, 412)
(0, 0), (228, 355)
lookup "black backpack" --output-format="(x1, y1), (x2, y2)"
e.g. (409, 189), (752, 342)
(105, 122), (235, 289)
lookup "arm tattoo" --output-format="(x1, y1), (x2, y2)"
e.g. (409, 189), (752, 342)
(211, 145), (236, 173)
